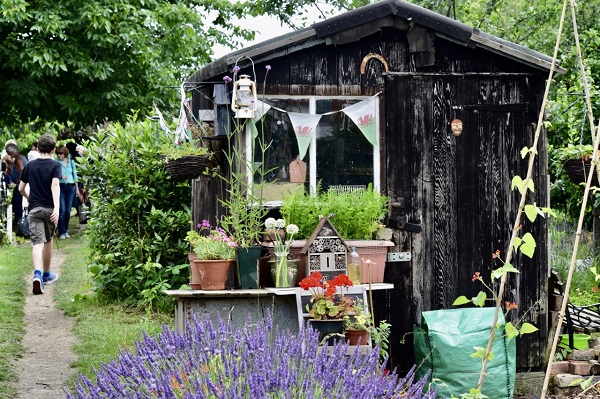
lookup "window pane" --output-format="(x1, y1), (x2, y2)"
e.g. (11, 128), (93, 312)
(254, 99), (308, 201)
(315, 99), (373, 191)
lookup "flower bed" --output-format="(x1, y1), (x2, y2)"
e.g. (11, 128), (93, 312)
(67, 313), (437, 398)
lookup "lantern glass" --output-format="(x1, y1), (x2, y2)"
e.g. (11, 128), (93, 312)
(236, 89), (253, 107)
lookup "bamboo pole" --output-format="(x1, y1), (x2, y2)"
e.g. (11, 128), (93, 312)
(540, 0), (600, 396)
(476, 0), (568, 390)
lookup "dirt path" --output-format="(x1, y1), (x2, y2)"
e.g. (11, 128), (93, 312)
(12, 248), (78, 399)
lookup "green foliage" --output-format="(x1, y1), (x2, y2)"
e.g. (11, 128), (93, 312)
(0, 0), (257, 125)
(51, 238), (173, 387)
(281, 184), (388, 240)
(550, 211), (600, 305)
(79, 115), (191, 311)
(160, 141), (209, 161)
(0, 245), (30, 398)
(0, 0), (362, 127)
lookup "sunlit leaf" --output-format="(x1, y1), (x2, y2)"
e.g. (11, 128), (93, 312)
(453, 296), (471, 306)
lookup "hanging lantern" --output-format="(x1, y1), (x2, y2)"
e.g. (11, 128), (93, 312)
(231, 74), (258, 119)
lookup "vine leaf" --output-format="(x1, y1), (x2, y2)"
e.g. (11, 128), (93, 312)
(519, 323), (539, 335)
(524, 204), (540, 222)
(520, 233), (536, 258)
(472, 291), (487, 307)
(453, 296), (471, 306)
(505, 322), (518, 339)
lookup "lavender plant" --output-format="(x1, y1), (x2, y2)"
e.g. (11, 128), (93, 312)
(67, 314), (436, 398)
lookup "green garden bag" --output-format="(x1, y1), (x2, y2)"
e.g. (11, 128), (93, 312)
(414, 307), (516, 399)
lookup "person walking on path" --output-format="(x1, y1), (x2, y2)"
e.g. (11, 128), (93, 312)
(5, 142), (28, 228)
(55, 145), (80, 239)
(18, 133), (61, 295)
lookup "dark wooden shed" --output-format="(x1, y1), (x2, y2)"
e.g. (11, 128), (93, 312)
(187, 0), (559, 371)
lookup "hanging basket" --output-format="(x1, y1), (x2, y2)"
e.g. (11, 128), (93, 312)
(562, 158), (599, 186)
(162, 154), (213, 181)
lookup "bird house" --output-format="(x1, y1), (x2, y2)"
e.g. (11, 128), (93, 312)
(300, 217), (349, 280)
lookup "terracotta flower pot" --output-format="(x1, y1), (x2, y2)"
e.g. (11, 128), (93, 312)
(191, 259), (234, 290)
(345, 328), (370, 345)
(188, 253), (201, 290)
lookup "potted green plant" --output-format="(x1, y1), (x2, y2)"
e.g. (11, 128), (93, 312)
(299, 271), (354, 344)
(185, 228), (202, 289)
(343, 299), (372, 345)
(190, 220), (237, 290)
(554, 143), (598, 185)
(160, 141), (212, 181)
(216, 67), (274, 289)
(281, 185), (392, 283)
(343, 298), (391, 360)
(280, 184), (388, 240)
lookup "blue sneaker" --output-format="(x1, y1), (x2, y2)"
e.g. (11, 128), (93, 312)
(42, 272), (58, 285)
(33, 271), (44, 295)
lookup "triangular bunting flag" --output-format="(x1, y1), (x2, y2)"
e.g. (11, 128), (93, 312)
(287, 112), (322, 160)
(254, 99), (272, 121)
(341, 96), (378, 146)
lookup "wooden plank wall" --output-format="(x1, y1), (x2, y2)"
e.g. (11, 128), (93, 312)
(191, 27), (549, 371)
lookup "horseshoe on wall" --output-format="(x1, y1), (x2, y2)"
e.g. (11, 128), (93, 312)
(360, 53), (389, 74)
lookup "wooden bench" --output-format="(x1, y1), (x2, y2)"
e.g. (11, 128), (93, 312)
(550, 269), (600, 349)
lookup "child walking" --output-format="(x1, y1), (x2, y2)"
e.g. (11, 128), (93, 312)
(18, 133), (61, 295)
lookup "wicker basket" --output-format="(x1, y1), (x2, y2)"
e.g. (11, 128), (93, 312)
(162, 154), (213, 181)
(563, 158), (599, 185)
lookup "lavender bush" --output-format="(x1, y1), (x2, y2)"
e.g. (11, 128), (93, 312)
(67, 314), (436, 398)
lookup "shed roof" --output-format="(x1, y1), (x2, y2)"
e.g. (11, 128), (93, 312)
(190, 0), (563, 82)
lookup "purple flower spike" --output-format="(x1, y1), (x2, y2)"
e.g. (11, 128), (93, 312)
(223, 76), (232, 83)
(233, 65), (240, 73)
(265, 65), (271, 71)
(67, 312), (437, 398)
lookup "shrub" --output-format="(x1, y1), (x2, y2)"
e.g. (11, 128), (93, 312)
(67, 313), (437, 398)
(79, 115), (191, 311)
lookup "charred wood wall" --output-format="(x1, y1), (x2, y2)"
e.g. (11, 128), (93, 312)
(191, 26), (549, 371)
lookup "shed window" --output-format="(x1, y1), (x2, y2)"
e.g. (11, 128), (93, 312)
(250, 96), (380, 202)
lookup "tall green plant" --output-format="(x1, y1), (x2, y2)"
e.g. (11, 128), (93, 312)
(216, 64), (273, 248)
(281, 184), (387, 240)
(79, 115), (190, 311)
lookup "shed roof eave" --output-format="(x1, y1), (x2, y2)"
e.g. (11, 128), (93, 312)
(470, 32), (566, 74)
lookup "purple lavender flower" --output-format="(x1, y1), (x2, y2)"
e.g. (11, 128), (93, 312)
(223, 76), (232, 83)
(66, 313), (436, 398)
(265, 65), (271, 71)
(233, 65), (240, 73)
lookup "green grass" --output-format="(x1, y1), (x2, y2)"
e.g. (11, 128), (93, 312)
(0, 244), (30, 398)
(52, 231), (174, 391)
(1, 222), (174, 395)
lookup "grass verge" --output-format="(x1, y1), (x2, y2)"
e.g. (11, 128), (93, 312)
(52, 234), (174, 391)
(0, 244), (30, 398)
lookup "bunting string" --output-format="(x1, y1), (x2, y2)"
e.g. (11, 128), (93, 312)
(253, 92), (381, 159)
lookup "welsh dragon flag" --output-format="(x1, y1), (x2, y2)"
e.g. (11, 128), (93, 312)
(341, 96), (378, 146)
(287, 112), (322, 160)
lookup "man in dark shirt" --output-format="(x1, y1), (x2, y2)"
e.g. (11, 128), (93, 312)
(18, 134), (61, 295)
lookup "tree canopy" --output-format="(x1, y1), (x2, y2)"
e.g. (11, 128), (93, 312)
(0, 0), (357, 128)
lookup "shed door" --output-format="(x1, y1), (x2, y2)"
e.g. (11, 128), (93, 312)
(382, 73), (548, 370)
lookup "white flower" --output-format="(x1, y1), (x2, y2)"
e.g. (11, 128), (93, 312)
(286, 224), (299, 235)
(275, 218), (285, 229)
(265, 217), (277, 229)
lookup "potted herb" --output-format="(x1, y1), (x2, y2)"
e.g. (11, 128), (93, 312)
(281, 185), (392, 283)
(280, 184), (388, 240)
